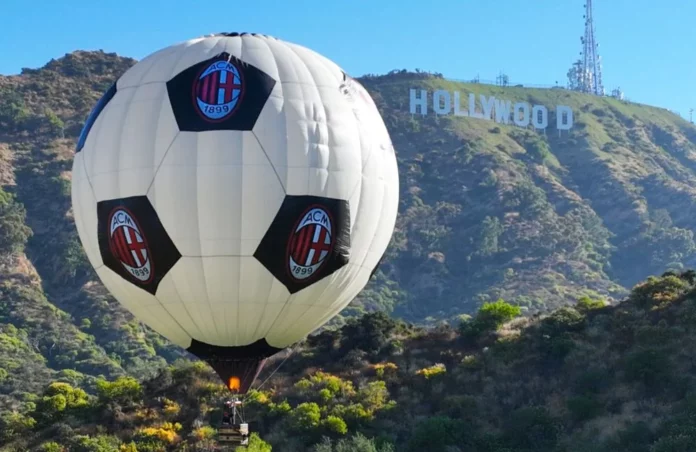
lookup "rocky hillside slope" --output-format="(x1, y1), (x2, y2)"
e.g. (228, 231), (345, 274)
(3, 271), (696, 451)
(2, 51), (696, 410)
(359, 71), (696, 321)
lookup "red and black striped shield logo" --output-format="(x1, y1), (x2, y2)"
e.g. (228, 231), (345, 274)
(107, 207), (154, 283)
(286, 205), (335, 281)
(254, 195), (350, 294)
(192, 59), (244, 122)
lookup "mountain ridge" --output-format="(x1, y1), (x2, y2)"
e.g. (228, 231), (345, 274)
(1, 50), (696, 418)
(357, 71), (696, 321)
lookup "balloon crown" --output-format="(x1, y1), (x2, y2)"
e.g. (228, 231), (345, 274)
(214, 32), (279, 39)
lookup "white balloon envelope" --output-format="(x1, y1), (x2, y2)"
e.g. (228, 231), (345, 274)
(71, 32), (399, 393)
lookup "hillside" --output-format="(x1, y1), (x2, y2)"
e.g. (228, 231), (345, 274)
(357, 71), (696, 322)
(0, 52), (185, 411)
(2, 49), (696, 442)
(4, 271), (696, 451)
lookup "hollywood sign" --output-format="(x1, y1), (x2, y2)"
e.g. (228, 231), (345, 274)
(409, 89), (575, 130)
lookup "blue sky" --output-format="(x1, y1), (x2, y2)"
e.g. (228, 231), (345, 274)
(2, 0), (695, 117)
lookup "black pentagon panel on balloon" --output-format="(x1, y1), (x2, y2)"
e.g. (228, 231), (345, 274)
(96, 196), (181, 295)
(76, 82), (117, 153)
(166, 52), (276, 132)
(254, 195), (351, 294)
(216, 32), (275, 38)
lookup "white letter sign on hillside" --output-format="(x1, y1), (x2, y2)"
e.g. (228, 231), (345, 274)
(409, 88), (575, 131)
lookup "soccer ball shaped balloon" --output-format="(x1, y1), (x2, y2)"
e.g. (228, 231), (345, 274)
(71, 33), (399, 393)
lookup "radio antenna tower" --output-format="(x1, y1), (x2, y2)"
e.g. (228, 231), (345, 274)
(580, 0), (604, 95)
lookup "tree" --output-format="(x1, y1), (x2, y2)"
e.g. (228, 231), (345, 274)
(322, 415), (348, 435)
(504, 407), (560, 451)
(0, 88), (30, 129)
(237, 433), (272, 452)
(96, 376), (142, 406)
(476, 216), (504, 257)
(460, 299), (521, 338)
(0, 411), (37, 442)
(314, 433), (394, 452)
(357, 381), (389, 411)
(69, 434), (120, 452)
(407, 417), (468, 451)
(339, 312), (398, 357)
(44, 382), (89, 409)
(39, 442), (65, 452)
(46, 394), (67, 412)
(576, 296), (606, 313)
(0, 189), (33, 255)
(44, 108), (65, 137)
(290, 402), (322, 431)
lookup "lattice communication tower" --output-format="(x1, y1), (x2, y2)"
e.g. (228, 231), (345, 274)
(568, 1), (604, 95)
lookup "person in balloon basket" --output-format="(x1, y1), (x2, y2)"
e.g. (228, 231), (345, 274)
(222, 400), (233, 425)
(219, 400), (249, 445)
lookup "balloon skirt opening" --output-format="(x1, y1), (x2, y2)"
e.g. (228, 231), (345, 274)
(187, 338), (283, 394)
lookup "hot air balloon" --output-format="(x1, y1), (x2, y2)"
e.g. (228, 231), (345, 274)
(71, 32), (398, 408)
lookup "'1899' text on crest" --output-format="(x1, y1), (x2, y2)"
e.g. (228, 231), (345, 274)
(287, 206), (334, 281)
(193, 59), (244, 121)
(108, 207), (153, 283)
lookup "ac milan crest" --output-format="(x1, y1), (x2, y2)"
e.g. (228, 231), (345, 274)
(254, 195), (351, 294)
(107, 207), (153, 283)
(287, 206), (334, 281)
(166, 52), (276, 132)
(97, 196), (181, 295)
(193, 59), (244, 122)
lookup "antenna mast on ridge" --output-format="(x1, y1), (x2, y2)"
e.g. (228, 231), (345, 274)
(581, 0), (604, 95)
(568, 1), (604, 96)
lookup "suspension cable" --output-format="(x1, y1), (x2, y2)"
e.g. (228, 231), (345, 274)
(243, 343), (301, 403)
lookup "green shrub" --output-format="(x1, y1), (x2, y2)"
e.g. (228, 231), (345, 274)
(0, 189), (33, 255)
(566, 395), (604, 421)
(290, 402), (322, 431)
(314, 433), (394, 452)
(623, 348), (671, 390)
(239, 433), (273, 452)
(39, 442), (65, 452)
(322, 415), (348, 435)
(504, 407), (560, 451)
(540, 307), (585, 336)
(576, 296), (606, 313)
(606, 420), (655, 451)
(574, 368), (610, 395)
(460, 299), (521, 338)
(96, 376), (142, 406)
(69, 434), (120, 452)
(407, 416), (470, 451)
(0, 411), (37, 442)
(650, 435), (694, 452)
(631, 276), (689, 308)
